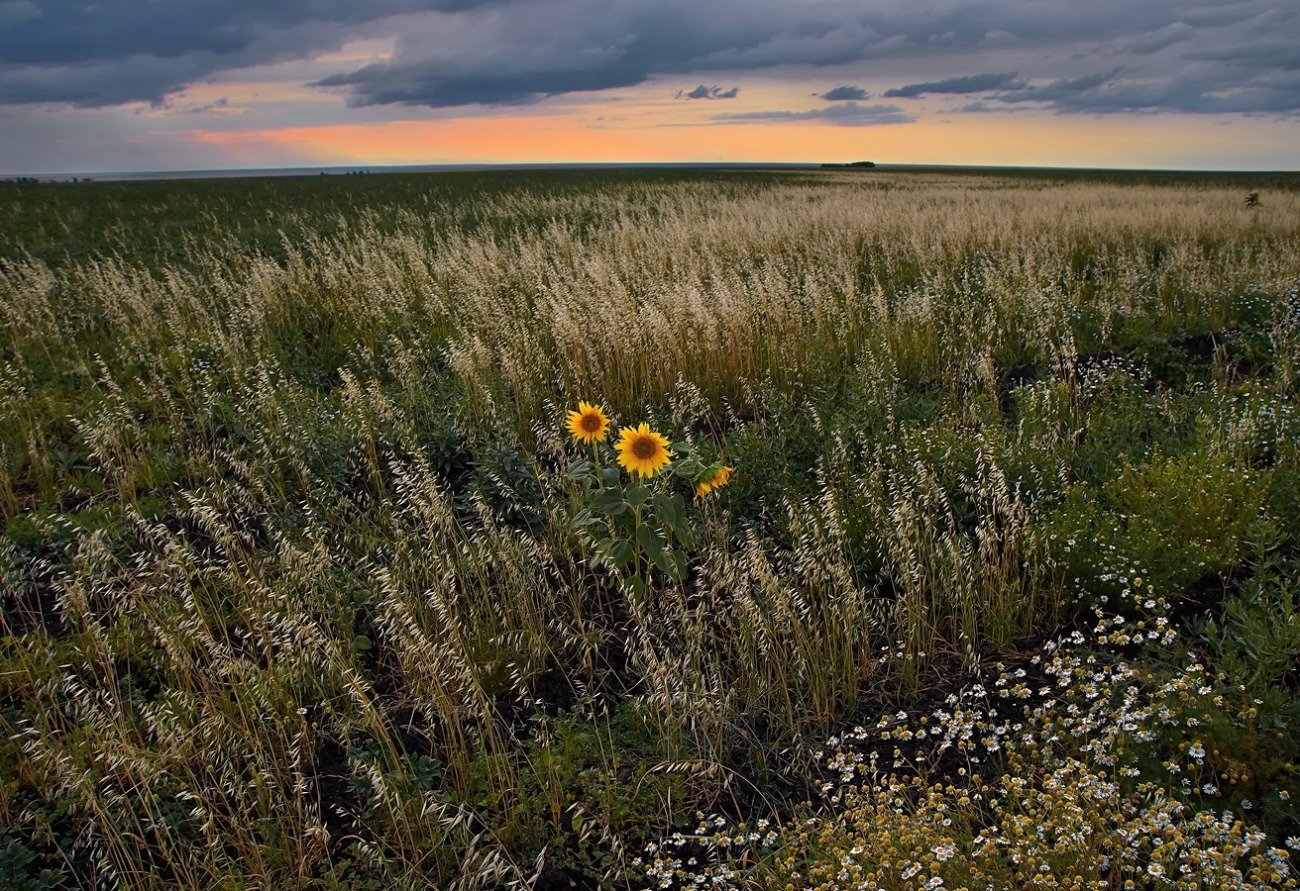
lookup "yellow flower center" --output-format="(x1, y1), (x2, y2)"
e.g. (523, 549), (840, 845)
(580, 413), (602, 433)
(632, 436), (657, 459)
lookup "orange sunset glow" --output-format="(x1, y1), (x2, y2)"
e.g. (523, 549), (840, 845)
(186, 108), (1297, 170)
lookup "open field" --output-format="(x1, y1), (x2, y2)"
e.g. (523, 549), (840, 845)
(2, 168), (1299, 889)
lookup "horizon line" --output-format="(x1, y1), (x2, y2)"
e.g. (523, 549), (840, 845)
(6, 160), (1299, 183)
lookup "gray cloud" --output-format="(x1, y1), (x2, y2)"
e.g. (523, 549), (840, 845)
(1103, 22), (1196, 55)
(1188, 38), (1300, 70)
(0, 0), (473, 106)
(974, 66), (1300, 115)
(714, 102), (912, 126)
(310, 1), (889, 107)
(146, 96), (245, 117)
(0, 1), (38, 27)
(1, 0), (1298, 115)
(820, 85), (870, 101)
(992, 70), (1119, 104)
(316, 1), (1300, 113)
(678, 84), (739, 99)
(883, 72), (1024, 98)
(948, 100), (1036, 114)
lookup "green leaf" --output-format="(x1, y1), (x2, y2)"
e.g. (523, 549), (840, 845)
(599, 466), (622, 486)
(565, 459), (593, 480)
(655, 492), (695, 548)
(609, 506), (639, 535)
(590, 488), (628, 516)
(624, 484), (651, 509)
(686, 461), (725, 488)
(571, 509), (603, 530)
(636, 524), (671, 574)
(675, 457), (706, 479)
(652, 492), (680, 529)
(603, 538), (635, 569)
(669, 552), (688, 581)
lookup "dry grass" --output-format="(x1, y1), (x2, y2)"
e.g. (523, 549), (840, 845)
(1, 171), (1298, 888)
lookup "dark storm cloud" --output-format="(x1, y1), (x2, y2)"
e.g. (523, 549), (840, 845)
(0, 2), (40, 27)
(2, 0), (1299, 115)
(820, 85), (870, 101)
(714, 102), (912, 126)
(299, 0), (1300, 115)
(883, 72), (1024, 98)
(309, 1), (890, 107)
(0, 0), (478, 106)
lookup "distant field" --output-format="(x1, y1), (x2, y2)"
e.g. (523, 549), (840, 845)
(1, 168), (799, 267)
(4, 166), (1299, 267)
(2, 169), (1298, 889)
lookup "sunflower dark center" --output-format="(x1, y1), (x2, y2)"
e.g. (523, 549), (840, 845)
(632, 437), (657, 459)
(581, 414), (601, 432)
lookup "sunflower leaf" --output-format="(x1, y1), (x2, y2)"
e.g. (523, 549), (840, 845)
(675, 457), (706, 479)
(624, 574), (646, 599)
(671, 497), (696, 548)
(571, 509), (603, 529)
(668, 552), (688, 581)
(602, 538), (635, 569)
(652, 492), (680, 528)
(624, 484), (651, 509)
(590, 489), (627, 516)
(565, 459), (593, 480)
(636, 525), (671, 574)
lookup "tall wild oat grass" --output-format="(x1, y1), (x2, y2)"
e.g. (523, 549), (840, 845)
(1, 171), (1298, 888)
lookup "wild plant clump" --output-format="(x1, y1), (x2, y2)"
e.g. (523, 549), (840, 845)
(563, 401), (732, 595)
(644, 584), (1297, 890)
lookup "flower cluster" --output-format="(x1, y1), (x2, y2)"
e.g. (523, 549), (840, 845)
(565, 400), (731, 492)
(562, 401), (734, 593)
(641, 581), (1296, 890)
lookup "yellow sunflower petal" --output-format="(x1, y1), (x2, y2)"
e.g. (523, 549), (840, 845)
(615, 423), (672, 478)
(695, 465), (733, 498)
(565, 401), (609, 443)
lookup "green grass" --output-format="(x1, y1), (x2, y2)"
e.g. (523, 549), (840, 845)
(0, 169), (799, 268)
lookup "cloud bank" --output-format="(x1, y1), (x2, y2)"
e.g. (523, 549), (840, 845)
(0, 0), (1296, 115)
(715, 102), (912, 126)
(883, 72), (1025, 98)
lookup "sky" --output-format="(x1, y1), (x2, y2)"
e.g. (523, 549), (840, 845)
(1, 0), (1298, 174)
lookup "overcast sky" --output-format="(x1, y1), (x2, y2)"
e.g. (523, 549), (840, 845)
(1, 0), (1298, 173)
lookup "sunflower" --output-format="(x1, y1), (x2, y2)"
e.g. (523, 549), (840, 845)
(615, 423), (672, 478)
(695, 465), (734, 498)
(565, 401), (610, 443)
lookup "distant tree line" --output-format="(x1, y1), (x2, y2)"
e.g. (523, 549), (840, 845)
(1, 176), (96, 184)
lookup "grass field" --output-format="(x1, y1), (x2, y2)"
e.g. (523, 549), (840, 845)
(2, 168), (1299, 889)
